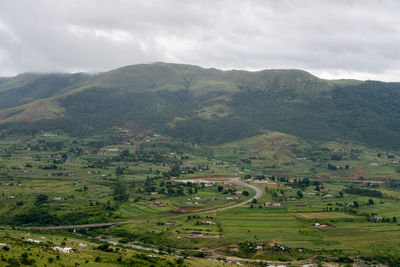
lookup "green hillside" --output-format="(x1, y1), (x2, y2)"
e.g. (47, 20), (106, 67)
(0, 63), (399, 149)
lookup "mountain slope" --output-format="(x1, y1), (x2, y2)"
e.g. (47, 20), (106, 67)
(0, 73), (91, 110)
(0, 63), (399, 149)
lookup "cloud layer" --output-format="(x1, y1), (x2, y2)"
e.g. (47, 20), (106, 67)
(1, 0), (400, 80)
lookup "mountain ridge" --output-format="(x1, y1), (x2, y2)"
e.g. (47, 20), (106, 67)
(0, 62), (398, 150)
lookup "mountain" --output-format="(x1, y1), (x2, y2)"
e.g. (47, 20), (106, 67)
(0, 62), (399, 149)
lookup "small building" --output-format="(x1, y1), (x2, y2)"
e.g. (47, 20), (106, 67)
(52, 247), (75, 253)
(165, 222), (176, 226)
(26, 239), (41, 244)
(78, 243), (88, 248)
(370, 215), (383, 222)
(313, 223), (332, 228)
(199, 221), (215, 225)
(188, 232), (204, 237)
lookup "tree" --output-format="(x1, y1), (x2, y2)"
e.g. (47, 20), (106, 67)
(353, 201), (359, 208)
(35, 194), (48, 205)
(170, 164), (180, 177)
(368, 198), (374, 205)
(302, 178), (310, 187)
(217, 186), (223, 192)
(20, 252), (35, 265)
(120, 149), (130, 157)
(115, 166), (124, 176)
(243, 191), (250, 196)
(297, 191), (303, 198)
(113, 182), (129, 201)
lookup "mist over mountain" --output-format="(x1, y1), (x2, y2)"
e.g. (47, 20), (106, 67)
(0, 62), (399, 149)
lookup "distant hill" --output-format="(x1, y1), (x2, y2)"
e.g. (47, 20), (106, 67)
(0, 62), (399, 149)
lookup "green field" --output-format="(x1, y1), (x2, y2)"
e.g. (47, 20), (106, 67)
(0, 130), (400, 266)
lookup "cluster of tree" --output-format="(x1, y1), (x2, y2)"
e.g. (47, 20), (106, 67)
(1, 252), (36, 266)
(327, 163), (350, 170)
(38, 164), (58, 170)
(113, 182), (129, 201)
(288, 178), (310, 189)
(368, 215), (398, 223)
(86, 158), (112, 168)
(113, 149), (169, 164)
(10, 208), (91, 226)
(330, 154), (343, 161)
(343, 186), (384, 198)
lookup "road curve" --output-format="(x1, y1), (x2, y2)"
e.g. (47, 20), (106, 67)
(199, 177), (262, 213)
(25, 178), (262, 230)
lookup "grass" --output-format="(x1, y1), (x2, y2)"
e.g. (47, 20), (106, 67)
(1, 131), (400, 265)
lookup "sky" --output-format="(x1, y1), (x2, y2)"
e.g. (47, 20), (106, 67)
(1, 0), (400, 81)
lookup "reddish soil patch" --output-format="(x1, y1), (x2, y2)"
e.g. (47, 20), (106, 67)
(352, 168), (366, 179)
(169, 209), (186, 214)
(314, 175), (330, 178)
(189, 175), (232, 179)
(187, 235), (220, 239)
(313, 223), (334, 228)
(24, 101), (44, 122)
(135, 144), (141, 153)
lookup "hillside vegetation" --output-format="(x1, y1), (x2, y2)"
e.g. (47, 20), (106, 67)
(0, 62), (399, 149)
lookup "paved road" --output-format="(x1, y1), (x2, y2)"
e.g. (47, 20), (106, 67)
(198, 177), (262, 214)
(26, 178), (262, 230)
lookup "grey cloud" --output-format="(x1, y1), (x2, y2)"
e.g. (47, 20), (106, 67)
(1, 0), (400, 80)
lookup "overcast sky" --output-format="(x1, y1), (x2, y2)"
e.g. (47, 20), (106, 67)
(1, 0), (400, 81)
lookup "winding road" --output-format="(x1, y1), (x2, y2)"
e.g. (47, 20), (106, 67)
(25, 177), (262, 230)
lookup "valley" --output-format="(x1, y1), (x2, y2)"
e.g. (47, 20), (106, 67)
(0, 128), (400, 266)
(0, 63), (400, 266)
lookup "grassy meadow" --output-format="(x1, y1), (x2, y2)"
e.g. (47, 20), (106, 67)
(1, 130), (400, 266)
